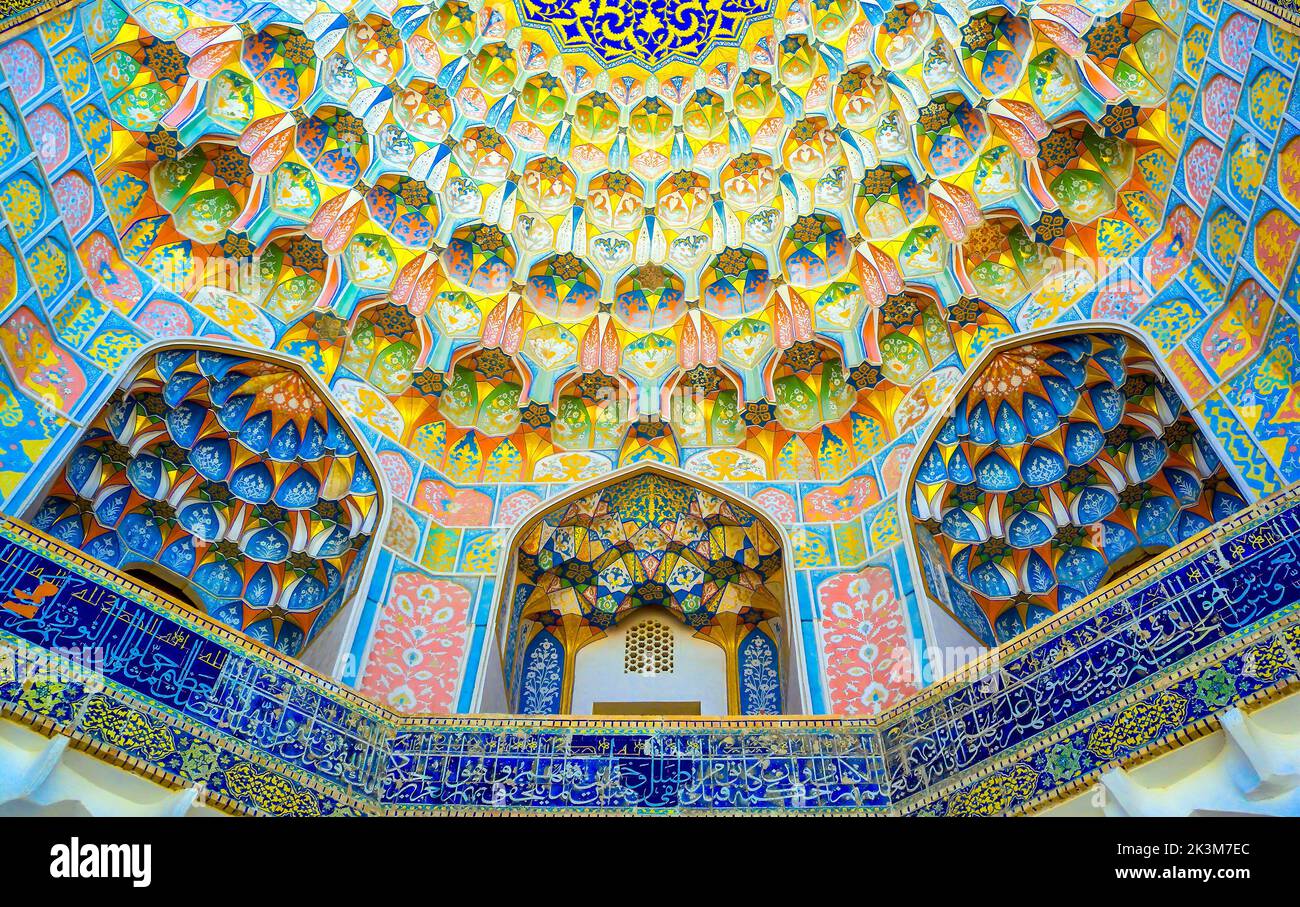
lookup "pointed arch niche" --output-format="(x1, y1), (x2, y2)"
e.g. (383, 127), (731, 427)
(905, 323), (1249, 652)
(22, 340), (389, 675)
(472, 463), (810, 715)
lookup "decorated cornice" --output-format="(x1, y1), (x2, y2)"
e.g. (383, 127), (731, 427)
(0, 0), (77, 40)
(1230, 0), (1300, 36)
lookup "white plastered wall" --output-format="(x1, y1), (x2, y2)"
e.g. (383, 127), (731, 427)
(569, 607), (728, 715)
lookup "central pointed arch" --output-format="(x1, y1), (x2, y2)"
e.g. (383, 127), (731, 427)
(471, 462), (810, 715)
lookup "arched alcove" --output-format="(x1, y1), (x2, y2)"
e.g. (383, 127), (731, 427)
(120, 562), (206, 611)
(472, 462), (809, 715)
(905, 324), (1249, 648)
(24, 340), (388, 670)
(570, 607), (729, 715)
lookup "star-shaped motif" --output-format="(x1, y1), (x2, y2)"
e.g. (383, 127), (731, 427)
(520, 401), (552, 429)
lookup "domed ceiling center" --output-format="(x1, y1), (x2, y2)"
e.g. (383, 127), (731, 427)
(517, 0), (775, 68)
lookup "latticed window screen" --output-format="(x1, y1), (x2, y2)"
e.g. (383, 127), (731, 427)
(624, 620), (674, 675)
